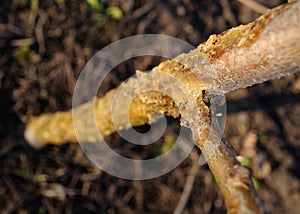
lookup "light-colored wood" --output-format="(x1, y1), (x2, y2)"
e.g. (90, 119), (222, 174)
(24, 1), (300, 213)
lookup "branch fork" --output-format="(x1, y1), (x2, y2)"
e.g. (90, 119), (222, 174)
(25, 1), (300, 213)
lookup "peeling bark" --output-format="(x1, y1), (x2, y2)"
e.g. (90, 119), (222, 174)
(25, 1), (300, 213)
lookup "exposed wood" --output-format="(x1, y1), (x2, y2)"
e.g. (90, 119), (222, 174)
(24, 1), (300, 213)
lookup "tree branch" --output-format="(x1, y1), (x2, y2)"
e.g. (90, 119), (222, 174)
(24, 1), (300, 213)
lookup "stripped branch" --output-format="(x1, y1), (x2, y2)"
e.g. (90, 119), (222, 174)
(24, 1), (300, 213)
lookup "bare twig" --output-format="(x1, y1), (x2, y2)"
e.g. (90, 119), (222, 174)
(174, 150), (199, 214)
(237, 0), (269, 14)
(35, 11), (47, 55)
(220, 0), (237, 26)
(11, 38), (35, 47)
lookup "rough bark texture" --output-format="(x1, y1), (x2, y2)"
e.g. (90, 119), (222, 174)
(199, 1), (300, 93)
(24, 1), (300, 213)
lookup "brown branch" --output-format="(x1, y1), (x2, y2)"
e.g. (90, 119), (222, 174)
(174, 150), (199, 214)
(24, 1), (300, 213)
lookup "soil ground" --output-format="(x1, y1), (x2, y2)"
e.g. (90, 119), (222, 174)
(1, 0), (300, 213)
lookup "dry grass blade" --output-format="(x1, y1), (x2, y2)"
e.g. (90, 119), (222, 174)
(237, 0), (269, 14)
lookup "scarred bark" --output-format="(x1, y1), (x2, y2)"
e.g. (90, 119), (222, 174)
(24, 1), (300, 213)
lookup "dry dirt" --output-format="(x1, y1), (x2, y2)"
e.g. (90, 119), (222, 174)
(1, 0), (300, 213)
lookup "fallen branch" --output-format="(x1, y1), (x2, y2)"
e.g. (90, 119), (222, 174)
(25, 1), (300, 213)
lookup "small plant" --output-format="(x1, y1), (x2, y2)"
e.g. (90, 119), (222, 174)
(13, 168), (48, 183)
(84, 0), (123, 27)
(15, 46), (34, 59)
(15, 45), (40, 63)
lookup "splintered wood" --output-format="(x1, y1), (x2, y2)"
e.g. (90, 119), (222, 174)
(25, 1), (300, 214)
